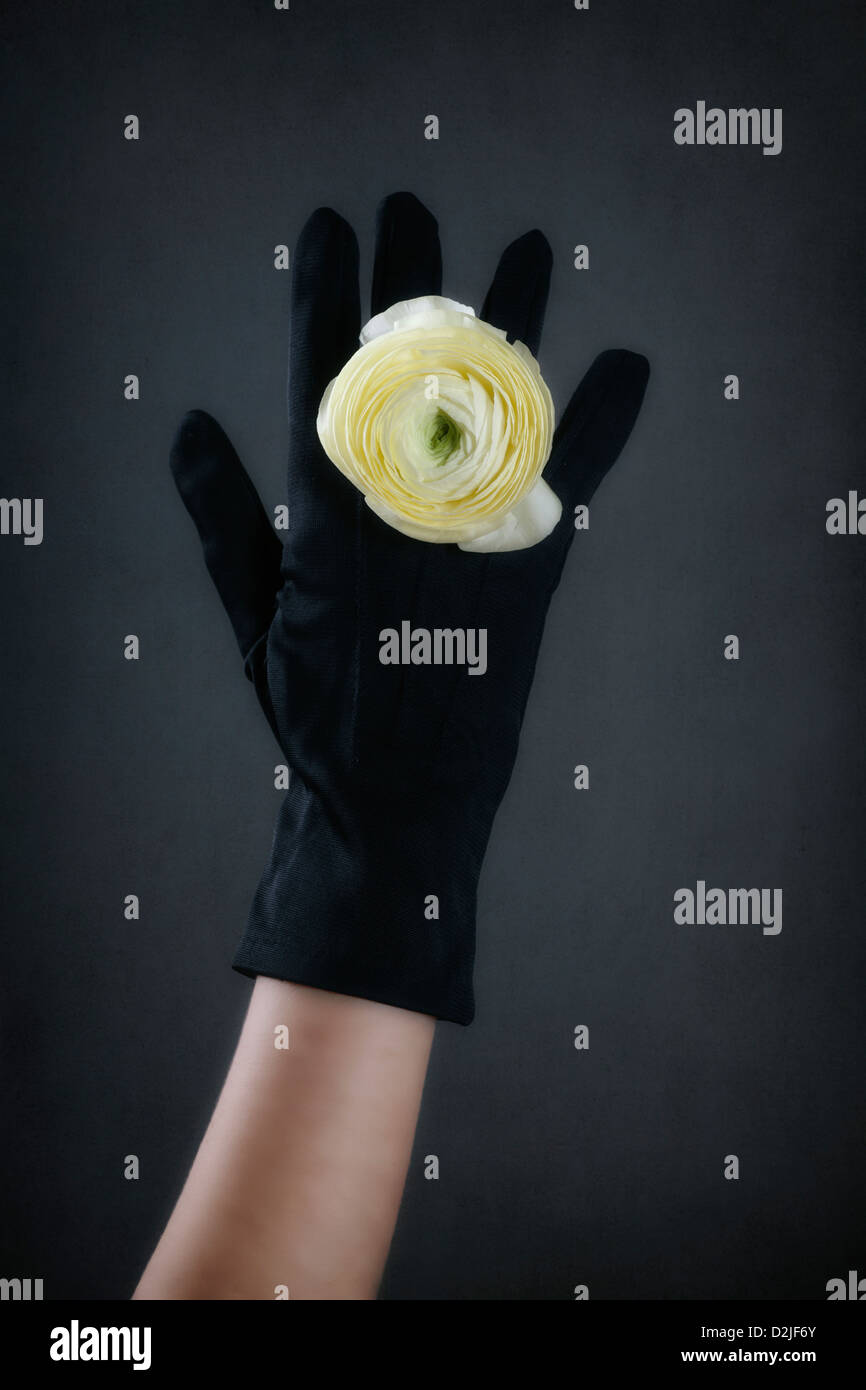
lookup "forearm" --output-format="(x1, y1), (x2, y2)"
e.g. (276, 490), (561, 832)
(133, 976), (435, 1301)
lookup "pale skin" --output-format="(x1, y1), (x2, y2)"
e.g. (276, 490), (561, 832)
(133, 977), (435, 1301)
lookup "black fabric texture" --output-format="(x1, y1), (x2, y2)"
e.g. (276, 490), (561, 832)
(170, 191), (650, 1024)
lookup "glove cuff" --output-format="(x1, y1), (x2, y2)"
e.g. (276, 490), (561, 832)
(233, 776), (483, 1024)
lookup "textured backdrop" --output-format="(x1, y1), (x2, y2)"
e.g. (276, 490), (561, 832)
(1, 0), (864, 1299)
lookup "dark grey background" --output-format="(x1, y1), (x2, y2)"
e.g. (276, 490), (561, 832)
(2, 0), (864, 1300)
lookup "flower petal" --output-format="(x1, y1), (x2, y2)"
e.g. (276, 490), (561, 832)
(458, 478), (562, 553)
(361, 295), (475, 344)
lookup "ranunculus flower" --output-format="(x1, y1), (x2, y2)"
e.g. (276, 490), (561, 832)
(316, 295), (559, 551)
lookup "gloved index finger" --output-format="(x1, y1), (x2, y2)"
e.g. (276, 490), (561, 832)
(283, 207), (362, 588)
(288, 206), (360, 472)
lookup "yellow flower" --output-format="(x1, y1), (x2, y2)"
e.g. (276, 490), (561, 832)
(317, 296), (559, 551)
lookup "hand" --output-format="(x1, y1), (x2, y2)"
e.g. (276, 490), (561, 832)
(170, 191), (649, 1024)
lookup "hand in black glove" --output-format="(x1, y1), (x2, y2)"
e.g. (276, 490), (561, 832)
(171, 191), (649, 1024)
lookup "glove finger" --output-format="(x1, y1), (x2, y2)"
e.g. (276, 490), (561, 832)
(283, 208), (362, 589)
(371, 191), (442, 314)
(288, 206), (361, 474)
(481, 229), (552, 357)
(545, 349), (650, 513)
(171, 409), (283, 660)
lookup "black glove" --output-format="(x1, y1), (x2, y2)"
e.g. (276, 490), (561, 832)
(170, 191), (649, 1024)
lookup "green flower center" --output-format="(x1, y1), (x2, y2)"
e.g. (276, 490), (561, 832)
(423, 409), (461, 466)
